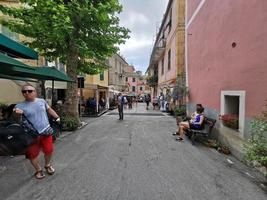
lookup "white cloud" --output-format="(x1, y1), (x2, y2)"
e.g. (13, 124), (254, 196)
(120, 35), (152, 53)
(120, 11), (149, 28)
(118, 0), (169, 73)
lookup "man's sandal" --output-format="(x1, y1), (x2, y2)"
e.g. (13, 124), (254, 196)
(44, 164), (55, 175)
(34, 170), (45, 179)
(175, 137), (184, 142)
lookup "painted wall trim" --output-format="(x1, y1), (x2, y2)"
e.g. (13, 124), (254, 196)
(220, 90), (246, 138)
(186, 0), (206, 29)
(185, 0), (188, 87)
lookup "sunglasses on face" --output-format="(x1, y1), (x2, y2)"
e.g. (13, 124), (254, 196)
(21, 90), (34, 94)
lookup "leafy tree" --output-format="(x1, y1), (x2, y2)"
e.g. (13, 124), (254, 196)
(0, 0), (129, 120)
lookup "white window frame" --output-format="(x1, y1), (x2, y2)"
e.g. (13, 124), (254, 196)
(220, 90), (246, 138)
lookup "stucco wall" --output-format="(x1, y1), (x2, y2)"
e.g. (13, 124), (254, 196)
(158, 39), (177, 85)
(0, 79), (27, 104)
(127, 77), (137, 93)
(186, 0), (202, 23)
(108, 54), (127, 89)
(157, 0), (178, 91)
(187, 0), (267, 117)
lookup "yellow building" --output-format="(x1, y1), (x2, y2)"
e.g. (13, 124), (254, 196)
(82, 70), (109, 114)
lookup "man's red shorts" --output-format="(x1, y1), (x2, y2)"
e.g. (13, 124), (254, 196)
(25, 135), (53, 159)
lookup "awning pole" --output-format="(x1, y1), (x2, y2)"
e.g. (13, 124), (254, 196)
(96, 89), (99, 114)
(52, 80), (54, 106)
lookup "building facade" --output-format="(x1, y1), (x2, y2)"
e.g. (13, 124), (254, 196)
(124, 66), (137, 95)
(186, 0), (267, 157)
(124, 67), (149, 97)
(82, 69), (109, 114)
(108, 53), (128, 92)
(147, 0), (186, 106)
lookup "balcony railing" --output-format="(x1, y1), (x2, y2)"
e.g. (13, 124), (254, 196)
(150, 37), (166, 63)
(146, 74), (158, 87)
(157, 38), (166, 49)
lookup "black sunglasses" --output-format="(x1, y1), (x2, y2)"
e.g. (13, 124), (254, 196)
(21, 90), (34, 94)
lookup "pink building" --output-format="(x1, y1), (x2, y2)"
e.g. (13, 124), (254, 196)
(186, 0), (267, 155)
(124, 66), (149, 96)
(136, 75), (148, 96)
(124, 66), (138, 95)
(126, 75), (138, 95)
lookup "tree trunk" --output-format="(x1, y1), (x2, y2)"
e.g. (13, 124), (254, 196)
(64, 38), (79, 120)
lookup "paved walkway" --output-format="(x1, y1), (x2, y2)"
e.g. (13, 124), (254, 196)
(0, 103), (266, 200)
(107, 102), (165, 116)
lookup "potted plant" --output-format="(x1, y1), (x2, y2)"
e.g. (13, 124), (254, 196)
(174, 105), (186, 124)
(0, 102), (8, 121)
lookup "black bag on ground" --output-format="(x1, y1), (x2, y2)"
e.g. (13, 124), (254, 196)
(0, 115), (39, 156)
(0, 124), (35, 156)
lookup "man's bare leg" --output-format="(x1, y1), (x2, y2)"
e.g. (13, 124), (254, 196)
(44, 154), (52, 167)
(44, 154), (55, 174)
(30, 157), (42, 171)
(30, 157), (45, 179)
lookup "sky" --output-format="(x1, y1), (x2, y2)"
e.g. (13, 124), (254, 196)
(118, 0), (169, 74)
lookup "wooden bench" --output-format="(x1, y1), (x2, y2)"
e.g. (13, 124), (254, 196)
(186, 117), (216, 145)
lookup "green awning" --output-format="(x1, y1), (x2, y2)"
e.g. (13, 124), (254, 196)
(0, 52), (39, 78)
(0, 33), (38, 59)
(34, 67), (73, 82)
(0, 74), (37, 82)
(0, 53), (72, 82)
(0, 52), (35, 69)
(0, 52), (38, 78)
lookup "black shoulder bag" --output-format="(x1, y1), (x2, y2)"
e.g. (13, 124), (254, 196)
(21, 114), (39, 138)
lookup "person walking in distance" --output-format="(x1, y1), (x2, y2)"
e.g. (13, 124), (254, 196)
(145, 94), (150, 110)
(117, 93), (124, 120)
(13, 85), (60, 179)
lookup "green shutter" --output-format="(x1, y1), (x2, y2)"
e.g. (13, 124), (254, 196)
(100, 72), (104, 81)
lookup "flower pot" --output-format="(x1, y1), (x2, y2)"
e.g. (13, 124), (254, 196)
(221, 146), (231, 155)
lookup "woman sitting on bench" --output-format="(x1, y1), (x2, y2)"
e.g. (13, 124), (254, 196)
(176, 104), (205, 142)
